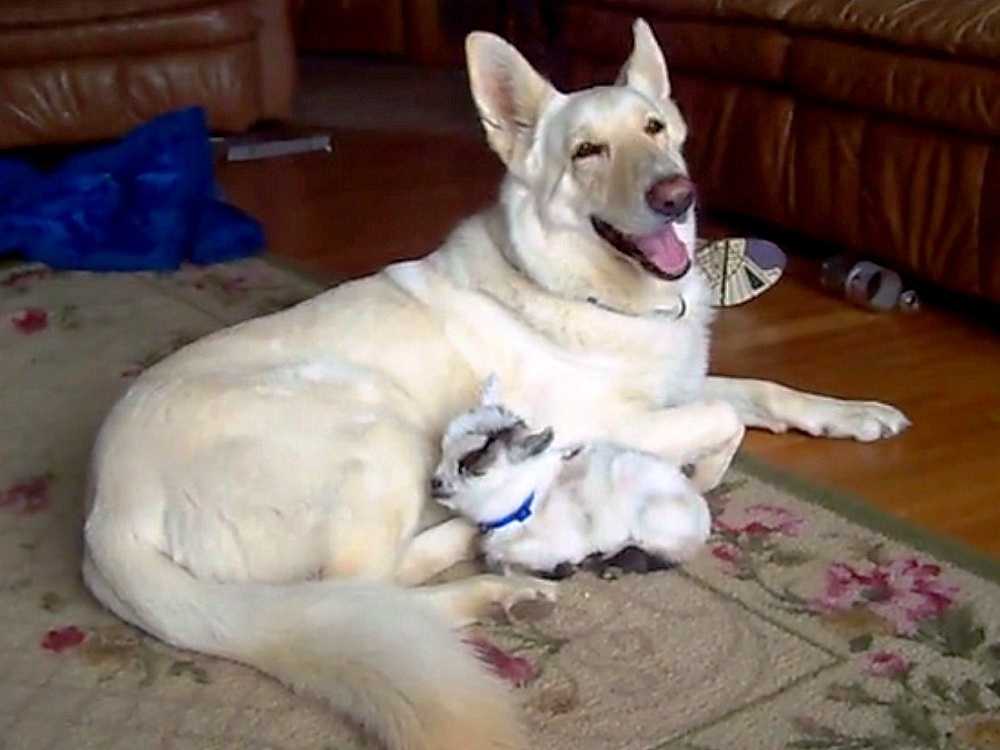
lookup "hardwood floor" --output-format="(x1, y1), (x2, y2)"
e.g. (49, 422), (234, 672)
(218, 130), (1000, 558)
(711, 258), (1000, 557)
(218, 130), (503, 281)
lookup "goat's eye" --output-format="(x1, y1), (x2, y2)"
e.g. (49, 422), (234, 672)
(644, 118), (665, 136)
(458, 447), (491, 476)
(572, 141), (606, 160)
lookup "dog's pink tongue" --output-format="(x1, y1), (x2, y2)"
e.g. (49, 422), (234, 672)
(635, 224), (689, 276)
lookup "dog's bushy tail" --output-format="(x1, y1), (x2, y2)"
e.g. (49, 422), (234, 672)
(83, 537), (524, 750)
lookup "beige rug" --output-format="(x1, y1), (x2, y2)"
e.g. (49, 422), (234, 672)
(2, 258), (998, 750)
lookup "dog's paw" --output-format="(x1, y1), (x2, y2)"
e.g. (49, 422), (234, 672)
(500, 576), (558, 622)
(805, 399), (911, 442)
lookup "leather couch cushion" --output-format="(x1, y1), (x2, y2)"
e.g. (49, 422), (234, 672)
(0, 0), (294, 149)
(0, 1), (211, 27)
(671, 73), (996, 300)
(0, 3), (257, 64)
(593, 0), (1000, 62)
(788, 39), (1000, 139)
(560, 2), (1000, 137)
(560, 14), (790, 85)
(555, 2), (1000, 301)
(0, 44), (260, 146)
(562, 51), (1000, 301)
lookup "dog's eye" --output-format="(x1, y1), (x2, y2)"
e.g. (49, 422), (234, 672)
(572, 141), (606, 160)
(645, 118), (666, 136)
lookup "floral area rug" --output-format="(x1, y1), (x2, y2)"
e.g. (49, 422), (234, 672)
(2, 258), (999, 750)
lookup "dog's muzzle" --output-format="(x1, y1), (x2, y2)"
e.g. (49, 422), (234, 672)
(591, 175), (695, 282)
(591, 215), (692, 282)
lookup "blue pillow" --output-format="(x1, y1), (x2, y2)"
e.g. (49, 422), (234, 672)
(0, 107), (264, 271)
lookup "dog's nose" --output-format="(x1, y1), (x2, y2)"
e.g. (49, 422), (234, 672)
(646, 176), (695, 220)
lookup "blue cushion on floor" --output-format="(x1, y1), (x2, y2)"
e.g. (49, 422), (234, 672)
(0, 108), (264, 272)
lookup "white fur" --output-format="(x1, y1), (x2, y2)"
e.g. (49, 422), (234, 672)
(83, 18), (910, 750)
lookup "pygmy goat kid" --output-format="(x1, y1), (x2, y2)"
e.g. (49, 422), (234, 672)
(430, 377), (712, 577)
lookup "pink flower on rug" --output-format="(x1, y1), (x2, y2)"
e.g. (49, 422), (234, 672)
(1, 268), (51, 289)
(41, 626), (87, 653)
(465, 636), (537, 687)
(791, 716), (830, 736)
(714, 503), (804, 537)
(217, 275), (249, 294)
(193, 276), (249, 293)
(183, 265), (273, 295)
(711, 543), (743, 566)
(814, 557), (958, 636)
(0, 475), (52, 514)
(10, 307), (48, 334)
(863, 651), (910, 679)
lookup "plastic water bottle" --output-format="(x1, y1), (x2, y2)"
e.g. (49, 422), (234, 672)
(820, 255), (920, 313)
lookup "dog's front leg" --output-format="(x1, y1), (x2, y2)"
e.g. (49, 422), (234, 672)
(610, 400), (745, 492)
(414, 575), (557, 627)
(703, 376), (910, 441)
(395, 517), (481, 586)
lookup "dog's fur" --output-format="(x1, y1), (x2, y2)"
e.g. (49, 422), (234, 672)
(431, 376), (712, 574)
(82, 20), (910, 750)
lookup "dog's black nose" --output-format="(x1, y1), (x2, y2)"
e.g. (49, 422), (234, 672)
(647, 176), (695, 220)
(429, 477), (448, 497)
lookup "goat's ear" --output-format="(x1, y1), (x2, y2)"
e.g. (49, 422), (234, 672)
(616, 19), (672, 104)
(560, 444), (585, 462)
(508, 427), (555, 463)
(466, 32), (559, 173)
(480, 373), (502, 406)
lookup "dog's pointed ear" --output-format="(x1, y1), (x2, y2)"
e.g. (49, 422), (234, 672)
(617, 19), (671, 103)
(466, 32), (558, 172)
(508, 426), (554, 463)
(480, 373), (502, 406)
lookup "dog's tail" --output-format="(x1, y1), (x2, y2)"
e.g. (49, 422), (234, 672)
(83, 533), (524, 750)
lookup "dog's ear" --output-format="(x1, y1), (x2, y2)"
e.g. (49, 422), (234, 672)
(466, 32), (558, 173)
(508, 426), (554, 463)
(617, 19), (671, 104)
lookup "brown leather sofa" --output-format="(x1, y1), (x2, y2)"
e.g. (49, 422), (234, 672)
(0, 0), (296, 149)
(547, 0), (1000, 303)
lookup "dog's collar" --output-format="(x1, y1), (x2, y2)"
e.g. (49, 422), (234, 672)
(478, 492), (535, 534)
(586, 295), (686, 320)
(491, 237), (687, 321)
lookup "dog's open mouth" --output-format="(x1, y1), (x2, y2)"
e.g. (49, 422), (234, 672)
(591, 217), (692, 281)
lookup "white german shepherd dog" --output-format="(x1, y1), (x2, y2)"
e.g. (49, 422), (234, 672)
(83, 20), (909, 750)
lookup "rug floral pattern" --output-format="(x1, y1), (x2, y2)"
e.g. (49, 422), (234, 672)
(1, 259), (998, 750)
